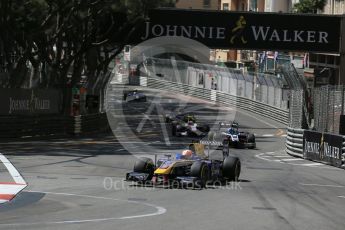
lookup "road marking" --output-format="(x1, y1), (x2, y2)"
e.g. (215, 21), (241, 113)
(338, 196), (345, 199)
(255, 152), (329, 168)
(281, 159), (304, 162)
(0, 153), (27, 204)
(300, 163), (323, 166)
(299, 183), (345, 188)
(274, 156), (292, 158)
(262, 134), (274, 137)
(0, 190), (167, 226)
(0, 154), (26, 184)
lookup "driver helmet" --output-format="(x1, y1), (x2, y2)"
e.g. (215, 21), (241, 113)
(182, 149), (193, 159)
(228, 127), (234, 133)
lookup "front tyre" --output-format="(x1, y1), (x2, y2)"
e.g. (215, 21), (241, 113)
(222, 156), (241, 181)
(191, 161), (209, 188)
(133, 157), (154, 180)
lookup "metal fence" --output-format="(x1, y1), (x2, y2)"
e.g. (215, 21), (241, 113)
(289, 90), (304, 129)
(312, 85), (345, 134)
(289, 85), (345, 134)
(142, 58), (289, 110)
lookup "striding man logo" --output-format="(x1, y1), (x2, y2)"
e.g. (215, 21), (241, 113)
(319, 133), (324, 160)
(230, 16), (247, 44)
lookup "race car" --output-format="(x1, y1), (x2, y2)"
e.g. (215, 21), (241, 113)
(125, 141), (241, 189)
(123, 89), (147, 102)
(165, 113), (210, 137)
(219, 122), (256, 149)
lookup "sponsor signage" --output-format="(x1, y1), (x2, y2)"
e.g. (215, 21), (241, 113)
(0, 89), (61, 115)
(132, 9), (341, 53)
(303, 130), (343, 167)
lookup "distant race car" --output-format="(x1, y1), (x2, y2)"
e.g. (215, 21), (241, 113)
(165, 113), (210, 137)
(125, 141), (241, 188)
(123, 89), (147, 102)
(218, 122), (256, 149)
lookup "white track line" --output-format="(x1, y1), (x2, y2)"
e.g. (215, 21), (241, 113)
(338, 196), (345, 199)
(0, 190), (167, 226)
(255, 152), (327, 168)
(261, 134), (274, 137)
(0, 153), (27, 204)
(0, 154), (26, 184)
(281, 159), (304, 162)
(300, 163), (324, 166)
(299, 183), (345, 188)
(274, 156), (292, 158)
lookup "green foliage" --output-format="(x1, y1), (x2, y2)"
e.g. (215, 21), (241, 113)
(0, 0), (176, 88)
(293, 0), (327, 13)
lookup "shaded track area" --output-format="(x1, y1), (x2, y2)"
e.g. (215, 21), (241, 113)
(0, 86), (344, 230)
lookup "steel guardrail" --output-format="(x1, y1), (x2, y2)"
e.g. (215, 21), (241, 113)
(146, 78), (289, 125)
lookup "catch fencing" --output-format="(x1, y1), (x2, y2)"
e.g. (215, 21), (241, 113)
(143, 58), (289, 109)
(288, 85), (345, 134)
(312, 85), (345, 134)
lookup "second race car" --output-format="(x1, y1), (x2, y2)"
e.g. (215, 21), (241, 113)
(219, 122), (256, 149)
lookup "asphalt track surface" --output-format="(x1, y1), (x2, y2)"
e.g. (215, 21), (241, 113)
(0, 85), (345, 230)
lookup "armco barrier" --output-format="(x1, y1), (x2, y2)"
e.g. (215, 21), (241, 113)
(146, 78), (289, 125)
(286, 127), (304, 158)
(286, 127), (345, 168)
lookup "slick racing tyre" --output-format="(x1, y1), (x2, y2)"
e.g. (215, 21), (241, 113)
(133, 157), (154, 179)
(123, 92), (128, 101)
(197, 124), (210, 133)
(191, 161), (209, 188)
(222, 156), (241, 181)
(247, 133), (256, 149)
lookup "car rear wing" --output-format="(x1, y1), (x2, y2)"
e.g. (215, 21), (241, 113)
(193, 139), (230, 159)
(218, 121), (239, 130)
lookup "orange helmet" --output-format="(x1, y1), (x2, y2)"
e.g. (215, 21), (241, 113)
(182, 150), (193, 159)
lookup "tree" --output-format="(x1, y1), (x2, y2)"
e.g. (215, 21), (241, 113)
(293, 0), (327, 13)
(0, 0), (176, 113)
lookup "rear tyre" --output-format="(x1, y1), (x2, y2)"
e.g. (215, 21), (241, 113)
(247, 133), (256, 149)
(123, 92), (128, 101)
(198, 124), (210, 133)
(191, 161), (209, 188)
(133, 157), (154, 180)
(222, 156), (241, 181)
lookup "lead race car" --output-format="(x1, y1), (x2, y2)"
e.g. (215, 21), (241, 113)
(125, 141), (241, 188)
(165, 112), (210, 137)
